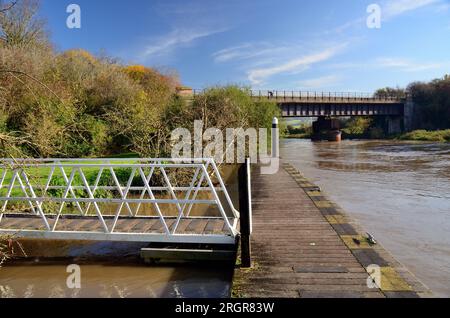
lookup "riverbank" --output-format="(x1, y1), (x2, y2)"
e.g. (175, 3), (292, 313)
(397, 129), (450, 142)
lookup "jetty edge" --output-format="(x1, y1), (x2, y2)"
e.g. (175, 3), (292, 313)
(232, 161), (433, 298)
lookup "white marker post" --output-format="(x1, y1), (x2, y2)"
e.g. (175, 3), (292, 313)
(272, 117), (279, 158)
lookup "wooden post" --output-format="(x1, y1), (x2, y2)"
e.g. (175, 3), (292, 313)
(238, 158), (252, 268)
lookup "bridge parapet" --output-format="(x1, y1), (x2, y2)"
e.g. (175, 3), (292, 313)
(191, 89), (405, 104)
(249, 90), (405, 104)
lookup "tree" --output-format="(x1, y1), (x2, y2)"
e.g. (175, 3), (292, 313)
(407, 75), (450, 130)
(0, 1), (17, 13)
(374, 87), (406, 99)
(0, 0), (47, 48)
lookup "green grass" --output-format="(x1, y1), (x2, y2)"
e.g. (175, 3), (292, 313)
(0, 158), (144, 198)
(398, 129), (450, 142)
(105, 152), (139, 159)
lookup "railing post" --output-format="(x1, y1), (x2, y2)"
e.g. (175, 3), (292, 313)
(238, 158), (252, 268)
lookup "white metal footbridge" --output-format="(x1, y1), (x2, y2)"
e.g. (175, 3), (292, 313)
(0, 158), (240, 245)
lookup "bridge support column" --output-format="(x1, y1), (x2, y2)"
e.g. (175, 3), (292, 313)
(386, 116), (403, 135)
(312, 117), (342, 142)
(404, 96), (415, 132)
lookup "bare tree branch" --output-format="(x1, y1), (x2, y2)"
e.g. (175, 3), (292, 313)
(0, 0), (17, 14)
(0, 68), (63, 102)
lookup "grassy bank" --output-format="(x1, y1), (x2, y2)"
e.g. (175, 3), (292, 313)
(285, 129), (450, 143)
(398, 130), (450, 142)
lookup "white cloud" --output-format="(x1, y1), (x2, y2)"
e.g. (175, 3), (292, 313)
(141, 28), (227, 59)
(247, 44), (346, 85)
(331, 57), (448, 72)
(297, 75), (341, 90)
(383, 0), (439, 18)
(212, 43), (287, 63)
(436, 2), (450, 12)
(376, 57), (445, 71)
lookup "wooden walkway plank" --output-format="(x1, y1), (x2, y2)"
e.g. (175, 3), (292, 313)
(232, 162), (432, 298)
(0, 215), (229, 236)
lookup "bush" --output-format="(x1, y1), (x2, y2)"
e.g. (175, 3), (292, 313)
(342, 117), (373, 136)
(399, 129), (450, 142)
(1, 234), (25, 267)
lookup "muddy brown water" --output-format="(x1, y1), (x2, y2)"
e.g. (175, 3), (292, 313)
(0, 262), (233, 298)
(0, 166), (239, 298)
(282, 139), (450, 297)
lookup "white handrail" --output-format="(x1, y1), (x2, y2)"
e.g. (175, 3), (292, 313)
(0, 158), (239, 238)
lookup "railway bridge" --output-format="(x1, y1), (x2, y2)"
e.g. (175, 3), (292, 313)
(186, 89), (412, 140)
(250, 90), (410, 140)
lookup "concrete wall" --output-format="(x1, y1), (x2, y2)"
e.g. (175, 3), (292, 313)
(403, 97), (415, 132)
(386, 116), (403, 135)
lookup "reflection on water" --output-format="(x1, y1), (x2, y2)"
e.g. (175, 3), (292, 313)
(282, 139), (450, 297)
(0, 262), (232, 298)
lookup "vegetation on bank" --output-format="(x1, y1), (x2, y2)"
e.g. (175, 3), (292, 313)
(407, 75), (450, 130)
(0, 234), (25, 267)
(285, 124), (312, 139)
(285, 117), (386, 140)
(0, 0), (279, 160)
(398, 130), (450, 142)
(340, 117), (386, 140)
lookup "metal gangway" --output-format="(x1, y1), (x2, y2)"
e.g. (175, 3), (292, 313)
(0, 158), (239, 245)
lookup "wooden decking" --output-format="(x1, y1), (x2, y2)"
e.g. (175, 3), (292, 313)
(232, 163), (432, 298)
(0, 214), (231, 235)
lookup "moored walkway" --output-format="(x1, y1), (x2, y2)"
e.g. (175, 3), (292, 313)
(232, 162), (432, 298)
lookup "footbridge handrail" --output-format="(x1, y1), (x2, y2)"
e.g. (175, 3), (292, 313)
(0, 158), (239, 243)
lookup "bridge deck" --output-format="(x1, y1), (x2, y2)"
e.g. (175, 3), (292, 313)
(232, 163), (431, 298)
(0, 214), (236, 244)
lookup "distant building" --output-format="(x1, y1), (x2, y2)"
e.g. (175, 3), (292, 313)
(176, 86), (194, 97)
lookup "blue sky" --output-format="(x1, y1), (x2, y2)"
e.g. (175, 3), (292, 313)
(40, 0), (450, 92)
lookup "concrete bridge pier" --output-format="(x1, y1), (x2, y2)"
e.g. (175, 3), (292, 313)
(386, 116), (403, 135)
(312, 117), (342, 142)
(403, 96), (415, 132)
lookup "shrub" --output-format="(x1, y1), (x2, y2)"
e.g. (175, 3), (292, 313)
(399, 129), (450, 142)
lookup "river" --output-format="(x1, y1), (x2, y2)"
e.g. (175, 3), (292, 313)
(282, 139), (450, 297)
(0, 261), (232, 298)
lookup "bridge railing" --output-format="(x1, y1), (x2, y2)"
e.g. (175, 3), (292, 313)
(249, 90), (404, 102)
(0, 158), (239, 243)
(191, 89), (405, 102)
